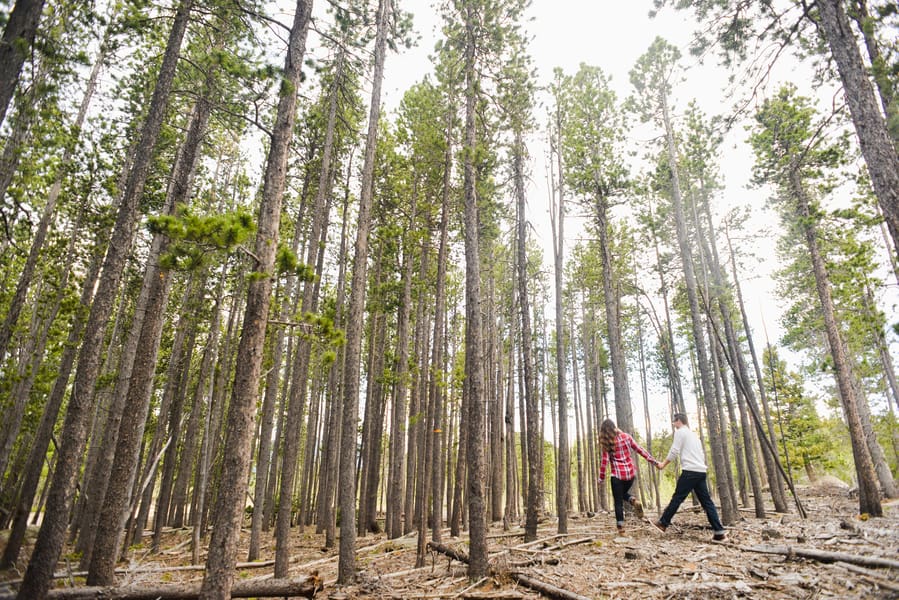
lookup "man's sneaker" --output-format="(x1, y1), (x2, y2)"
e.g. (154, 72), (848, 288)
(629, 497), (645, 519)
(651, 520), (667, 533)
(713, 532), (727, 542)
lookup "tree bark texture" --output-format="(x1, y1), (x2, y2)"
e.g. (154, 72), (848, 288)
(816, 0), (899, 256)
(198, 1), (311, 596)
(0, 0), (46, 128)
(337, 0), (389, 583)
(790, 167), (881, 517)
(461, 0), (488, 578)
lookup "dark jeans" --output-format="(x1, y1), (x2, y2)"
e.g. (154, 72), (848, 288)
(659, 470), (724, 533)
(610, 477), (635, 526)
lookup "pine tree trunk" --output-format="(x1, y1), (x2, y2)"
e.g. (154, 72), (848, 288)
(506, 336), (519, 521)
(595, 197), (633, 434)
(86, 269), (186, 585)
(18, 2), (193, 595)
(198, 1), (311, 596)
(551, 114), (570, 532)
(152, 300), (201, 542)
(569, 315), (586, 513)
(817, 0), (899, 255)
(429, 127), (452, 540)
(385, 203), (418, 539)
(0, 0), (46, 128)
(337, 0), (389, 582)
(359, 304), (388, 535)
(461, 2), (488, 576)
(789, 167), (882, 517)
(513, 135), (539, 543)
(318, 181), (351, 549)
(853, 387), (898, 498)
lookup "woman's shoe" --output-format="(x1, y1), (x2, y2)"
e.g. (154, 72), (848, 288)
(629, 496), (644, 519)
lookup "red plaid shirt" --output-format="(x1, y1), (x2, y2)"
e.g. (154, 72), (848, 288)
(599, 431), (658, 482)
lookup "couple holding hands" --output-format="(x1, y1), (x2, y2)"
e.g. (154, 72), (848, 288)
(597, 413), (727, 542)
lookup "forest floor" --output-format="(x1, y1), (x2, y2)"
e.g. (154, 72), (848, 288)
(2, 479), (898, 599)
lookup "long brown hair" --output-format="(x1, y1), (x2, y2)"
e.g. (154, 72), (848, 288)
(600, 419), (618, 454)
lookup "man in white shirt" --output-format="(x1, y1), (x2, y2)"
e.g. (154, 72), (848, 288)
(652, 413), (726, 542)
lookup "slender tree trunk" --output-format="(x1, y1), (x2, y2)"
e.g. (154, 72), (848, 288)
(790, 167), (881, 517)
(460, 3), (488, 577)
(319, 174), (351, 548)
(86, 269), (184, 585)
(0, 0), (46, 128)
(198, 2), (311, 596)
(550, 113), (570, 533)
(569, 312), (586, 513)
(172, 268), (226, 529)
(246, 279), (286, 559)
(853, 384), (898, 498)
(505, 346), (518, 521)
(595, 197), (633, 434)
(513, 135), (539, 543)
(647, 197), (685, 413)
(385, 146), (419, 544)
(816, 0), (899, 255)
(337, 0), (389, 582)
(152, 289), (202, 539)
(194, 266), (244, 560)
(429, 114), (452, 541)
(359, 303), (388, 535)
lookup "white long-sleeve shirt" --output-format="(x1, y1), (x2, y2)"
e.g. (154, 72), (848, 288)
(666, 425), (707, 473)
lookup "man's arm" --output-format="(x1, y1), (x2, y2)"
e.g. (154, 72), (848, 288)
(657, 429), (684, 470)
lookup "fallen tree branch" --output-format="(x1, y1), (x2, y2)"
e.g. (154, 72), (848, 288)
(740, 544), (899, 570)
(510, 573), (592, 600)
(2, 560), (277, 586)
(0, 575), (322, 600)
(662, 581), (754, 594)
(547, 537), (593, 551)
(427, 541), (470, 564)
(833, 561), (899, 593)
(428, 541), (584, 600)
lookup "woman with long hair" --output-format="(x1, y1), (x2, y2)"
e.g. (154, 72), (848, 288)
(598, 418), (659, 535)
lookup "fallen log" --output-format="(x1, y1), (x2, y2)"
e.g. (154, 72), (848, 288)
(508, 556), (560, 568)
(833, 561), (899, 593)
(2, 559), (277, 586)
(510, 573), (591, 600)
(740, 544), (899, 570)
(0, 575), (322, 600)
(428, 541), (584, 600)
(427, 541), (470, 564)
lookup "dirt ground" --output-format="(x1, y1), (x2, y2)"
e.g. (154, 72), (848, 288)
(2, 482), (898, 599)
